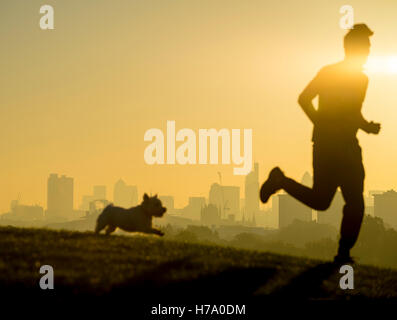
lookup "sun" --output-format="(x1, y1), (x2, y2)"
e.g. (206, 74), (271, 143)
(365, 56), (397, 74)
(387, 56), (397, 73)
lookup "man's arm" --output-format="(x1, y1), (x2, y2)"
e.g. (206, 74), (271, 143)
(358, 113), (371, 132)
(357, 76), (381, 134)
(298, 72), (322, 125)
(359, 113), (381, 134)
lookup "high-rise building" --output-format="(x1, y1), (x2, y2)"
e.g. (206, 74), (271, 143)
(80, 185), (108, 211)
(276, 173), (313, 228)
(201, 204), (221, 226)
(301, 172), (315, 221)
(80, 195), (94, 211)
(374, 190), (397, 229)
(317, 191), (344, 228)
(13, 204), (44, 220)
(277, 193), (312, 228)
(209, 183), (240, 219)
(93, 185), (107, 200)
(267, 172), (314, 229)
(113, 179), (138, 208)
(365, 190), (384, 216)
(275, 172), (313, 228)
(183, 197), (206, 220)
(47, 174), (74, 219)
(301, 171), (313, 187)
(245, 162), (259, 220)
(159, 196), (174, 212)
(6, 200), (44, 221)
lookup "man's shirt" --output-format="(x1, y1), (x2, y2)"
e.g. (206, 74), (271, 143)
(308, 61), (369, 144)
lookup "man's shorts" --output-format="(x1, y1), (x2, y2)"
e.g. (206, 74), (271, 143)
(312, 141), (365, 190)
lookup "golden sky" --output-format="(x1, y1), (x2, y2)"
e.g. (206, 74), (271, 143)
(1, 0), (397, 212)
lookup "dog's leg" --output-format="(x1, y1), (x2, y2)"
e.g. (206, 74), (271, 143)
(149, 228), (164, 236)
(105, 225), (116, 235)
(95, 211), (109, 234)
(95, 221), (106, 234)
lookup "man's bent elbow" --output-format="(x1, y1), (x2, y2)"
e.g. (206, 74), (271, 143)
(298, 94), (308, 106)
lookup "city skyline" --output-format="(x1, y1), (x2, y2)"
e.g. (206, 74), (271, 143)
(3, 168), (397, 231)
(3, 169), (396, 212)
(3, 164), (397, 215)
(1, 1), (397, 214)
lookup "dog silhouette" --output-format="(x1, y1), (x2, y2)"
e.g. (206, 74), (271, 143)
(95, 193), (166, 236)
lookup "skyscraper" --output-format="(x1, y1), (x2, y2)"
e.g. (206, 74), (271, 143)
(201, 204), (221, 226)
(245, 162), (259, 220)
(317, 191), (344, 228)
(209, 183), (240, 219)
(47, 174), (74, 219)
(13, 204), (44, 220)
(301, 171), (312, 187)
(80, 185), (107, 211)
(277, 193), (312, 228)
(159, 196), (174, 213)
(93, 185), (107, 200)
(184, 197), (206, 220)
(113, 179), (138, 208)
(365, 190), (384, 216)
(374, 190), (397, 229)
(276, 173), (313, 228)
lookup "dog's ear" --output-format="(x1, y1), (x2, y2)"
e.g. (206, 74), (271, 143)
(154, 194), (158, 198)
(143, 193), (149, 202)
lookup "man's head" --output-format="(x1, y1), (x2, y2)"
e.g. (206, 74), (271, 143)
(344, 24), (373, 68)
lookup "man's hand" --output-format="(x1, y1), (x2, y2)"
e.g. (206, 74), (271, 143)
(367, 121), (381, 134)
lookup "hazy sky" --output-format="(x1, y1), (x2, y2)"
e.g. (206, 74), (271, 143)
(1, 0), (396, 212)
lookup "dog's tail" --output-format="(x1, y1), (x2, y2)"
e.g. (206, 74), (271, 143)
(95, 204), (113, 234)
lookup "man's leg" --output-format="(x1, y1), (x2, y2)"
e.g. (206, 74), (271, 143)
(260, 143), (338, 211)
(282, 176), (338, 211)
(337, 159), (365, 262)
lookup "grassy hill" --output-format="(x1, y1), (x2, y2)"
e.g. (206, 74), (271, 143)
(1, 226), (397, 305)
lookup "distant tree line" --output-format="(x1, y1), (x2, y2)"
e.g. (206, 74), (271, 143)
(161, 215), (397, 269)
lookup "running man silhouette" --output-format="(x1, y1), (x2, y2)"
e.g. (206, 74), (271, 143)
(260, 24), (381, 264)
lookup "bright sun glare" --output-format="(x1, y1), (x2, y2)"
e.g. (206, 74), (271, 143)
(365, 56), (397, 74)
